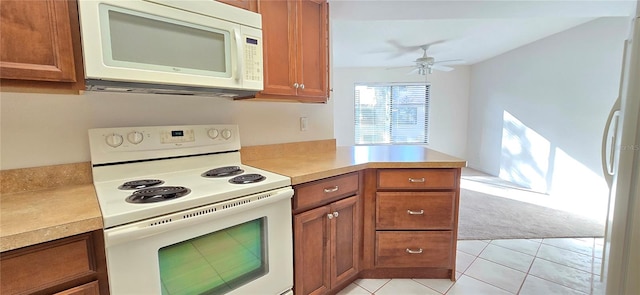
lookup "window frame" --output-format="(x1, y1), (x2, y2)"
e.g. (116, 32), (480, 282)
(353, 82), (431, 146)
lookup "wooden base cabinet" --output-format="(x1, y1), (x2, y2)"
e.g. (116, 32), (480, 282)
(0, 230), (109, 295)
(362, 168), (461, 280)
(293, 172), (361, 295)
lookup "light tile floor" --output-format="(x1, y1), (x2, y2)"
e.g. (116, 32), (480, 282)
(337, 238), (604, 295)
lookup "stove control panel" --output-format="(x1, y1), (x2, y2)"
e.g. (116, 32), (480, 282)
(161, 129), (196, 144)
(89, 125), (241, 165)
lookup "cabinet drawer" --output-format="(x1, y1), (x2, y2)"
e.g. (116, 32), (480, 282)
(293, 172), (359, 211)
(1, 233), (96, 295)
(375, 231), (453, 268)
(378, 169), (457, 190)
(376, 192), (454, 230)
(54, 281), (100, 295)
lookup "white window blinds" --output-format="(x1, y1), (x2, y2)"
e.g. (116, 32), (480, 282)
(354, 83), (430, 144)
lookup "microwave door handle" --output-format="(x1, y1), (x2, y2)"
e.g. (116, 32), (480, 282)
(234, 29), (244, 84)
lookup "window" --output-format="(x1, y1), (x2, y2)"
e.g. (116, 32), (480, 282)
(354, 83), (430, 144)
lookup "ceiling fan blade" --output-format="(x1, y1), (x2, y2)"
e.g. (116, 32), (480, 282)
(431, 65), (454, 72)
(421, 40), (448, 51)
(386, 39), (449, 58)
(406, 68), (419, 75)
(433, 59), (465, 65)
(385, 65), (414, 70)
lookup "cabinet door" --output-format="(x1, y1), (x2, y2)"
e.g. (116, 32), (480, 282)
(294, 205), (331, 295)
(0, 0), (76, 82)
(330, 195), (359, 288)
(295, 0), (328, 100)
(258, 0), (298, 96)
(216, 0), (257, 11)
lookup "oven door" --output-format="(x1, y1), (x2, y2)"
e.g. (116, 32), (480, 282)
(103, 187), (293, 295)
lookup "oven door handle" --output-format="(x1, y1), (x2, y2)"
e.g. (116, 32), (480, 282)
(104, 187), (293, 248)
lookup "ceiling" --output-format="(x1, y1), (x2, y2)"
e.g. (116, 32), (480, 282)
(330, 0), (636, 68)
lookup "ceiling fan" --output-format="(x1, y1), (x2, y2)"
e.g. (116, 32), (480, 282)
(387, 41), (465, 75)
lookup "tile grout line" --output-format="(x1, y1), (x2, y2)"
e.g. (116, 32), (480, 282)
(524, 273), (590, 295)
(410, 278), (450, 295)
(515, 238), (543, 294)
(528, 240), (593, 295)
(537, 238), (596, 294)
(456, 240), (526, 294)
(488, 240), (540, 257)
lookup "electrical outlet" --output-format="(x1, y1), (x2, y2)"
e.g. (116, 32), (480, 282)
(300, 117), (308, 131)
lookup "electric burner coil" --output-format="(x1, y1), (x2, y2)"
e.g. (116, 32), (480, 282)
(126, 186), (191, 204)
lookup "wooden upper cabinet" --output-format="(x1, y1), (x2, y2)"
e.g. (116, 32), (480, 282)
(0, 0), (85, 92)
(257, 0), (298, 97)
(296, 0), (328, 99)
(256, 0), (329, 103)
(216, 0), (257, 12)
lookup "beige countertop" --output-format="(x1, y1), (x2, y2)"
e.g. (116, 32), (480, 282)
(243, 145), (467, 185)
(0, 143), (465, 252)
(1, 162), (101, 252)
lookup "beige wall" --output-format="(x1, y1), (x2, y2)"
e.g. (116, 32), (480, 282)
(0, 91), (333, 169)
(466, 17), (627, 196)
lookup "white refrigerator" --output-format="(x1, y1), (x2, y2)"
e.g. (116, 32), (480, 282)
(600, 4), (640, 294)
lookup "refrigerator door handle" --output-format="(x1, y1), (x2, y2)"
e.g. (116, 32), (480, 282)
(602, 97), (621, 188)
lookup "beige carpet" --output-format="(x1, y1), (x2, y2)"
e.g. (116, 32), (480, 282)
(457, 187), (605, 240)
(457, 168), (605, 240)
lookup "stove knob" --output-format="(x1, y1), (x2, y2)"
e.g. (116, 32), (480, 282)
(221, 129), (232, 140)
(127, 131), (144, 145)
(105, 133), (124, 148)
(207, 128), (219, 139)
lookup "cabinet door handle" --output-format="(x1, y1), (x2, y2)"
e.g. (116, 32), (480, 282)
(405, 248), (423, 254)
(333, 211), (339, 218)
(327, 214), (334, 220)
(324, 186), (339, 193)
(300, 83), (305, 89)
(293, 83), (299, 89)
(407, 209), (424, 215)
(408, 177), (425, 183)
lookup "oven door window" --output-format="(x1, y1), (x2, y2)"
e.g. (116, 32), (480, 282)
(158, 218), (268, 295)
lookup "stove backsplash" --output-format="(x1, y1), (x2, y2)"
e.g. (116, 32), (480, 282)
(0, 91), (333, 170)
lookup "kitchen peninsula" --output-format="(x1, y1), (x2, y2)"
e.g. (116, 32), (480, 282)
(242, 140), (466, 295)
(1, 140), (465, 295)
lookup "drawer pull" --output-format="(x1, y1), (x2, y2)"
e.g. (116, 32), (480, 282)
(407, 209), (424, 215)
(405, 248), (423, 254)
(408, 177), (425, 183)
(324, 186), (339, 193)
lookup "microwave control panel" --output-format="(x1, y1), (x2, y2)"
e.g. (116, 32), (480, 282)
(244, 36), (263, 82)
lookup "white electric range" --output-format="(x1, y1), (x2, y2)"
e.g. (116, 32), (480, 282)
(89, 124), (294, 295)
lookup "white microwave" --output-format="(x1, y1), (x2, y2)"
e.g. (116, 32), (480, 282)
(77, 0), (263, 98)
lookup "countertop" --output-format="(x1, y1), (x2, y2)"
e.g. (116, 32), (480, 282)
(0, 143), (465, 252)
(243, 145), (467, 185)
(0, 184), (103, 252)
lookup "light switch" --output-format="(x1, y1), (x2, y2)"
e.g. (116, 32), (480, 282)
(300, 117), (308, 131)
